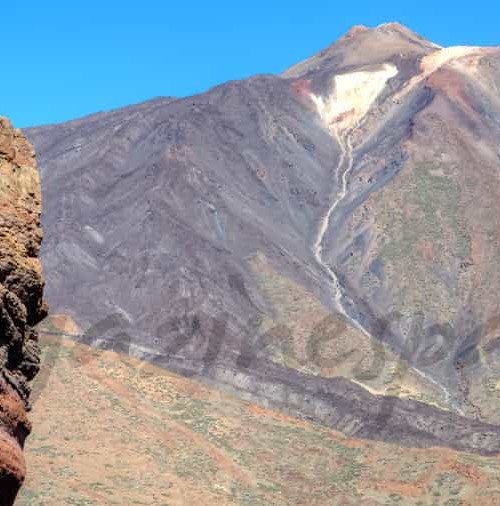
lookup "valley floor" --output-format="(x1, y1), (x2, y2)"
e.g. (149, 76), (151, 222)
(17, 332), (500, 505)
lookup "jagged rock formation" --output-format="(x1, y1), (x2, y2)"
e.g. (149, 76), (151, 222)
(26, 24), (500, 451)
(0, 118), (45, 505)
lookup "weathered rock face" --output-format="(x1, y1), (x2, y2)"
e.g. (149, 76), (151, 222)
(0, 118), (45, 505)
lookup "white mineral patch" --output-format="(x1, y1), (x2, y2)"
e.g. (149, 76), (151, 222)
(393, 46), (497, 103)
(83, 225), (105, 245)
(420, 46), (490, 74)
(309, 63), (398, 134)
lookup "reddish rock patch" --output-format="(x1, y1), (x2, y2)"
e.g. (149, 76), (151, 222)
(0, 118), (45, 505)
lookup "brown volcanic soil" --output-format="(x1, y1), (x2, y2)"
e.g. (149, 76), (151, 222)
(17, 329), (500, 505)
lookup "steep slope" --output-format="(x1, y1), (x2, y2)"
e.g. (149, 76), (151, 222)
(26, 24), (500, 449)
(283, 22), (439, 79)
(0, 118), (45, 505)
(304, 34), (500, 418)
(28, 78), (337, 344)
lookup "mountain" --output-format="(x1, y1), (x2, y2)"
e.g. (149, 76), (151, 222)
(0, 118), (45, 505)
(26, 23), (500, 453)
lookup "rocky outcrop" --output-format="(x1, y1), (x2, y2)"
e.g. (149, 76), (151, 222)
(26, 24), (500, 452)
(0, 118), (45, 505)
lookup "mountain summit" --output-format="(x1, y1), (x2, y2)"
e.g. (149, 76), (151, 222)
(26, 25), (500, 453)
(283, 22), (440, 78)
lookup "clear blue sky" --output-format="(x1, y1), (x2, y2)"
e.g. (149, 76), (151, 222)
(3, 1), (499, 127)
